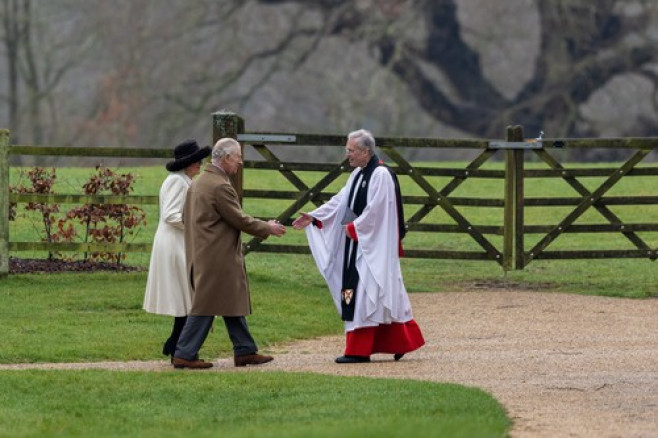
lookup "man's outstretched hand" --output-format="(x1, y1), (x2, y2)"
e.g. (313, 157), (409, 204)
(267, 220), (286, 237)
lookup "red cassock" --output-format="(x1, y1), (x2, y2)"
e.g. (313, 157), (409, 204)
(345, 319), (425, 357)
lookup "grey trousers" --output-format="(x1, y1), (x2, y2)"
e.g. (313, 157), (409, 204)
(174, 315), (258, 360)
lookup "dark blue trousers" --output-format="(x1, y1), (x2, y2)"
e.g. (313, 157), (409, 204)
(174, 315), (258, 360)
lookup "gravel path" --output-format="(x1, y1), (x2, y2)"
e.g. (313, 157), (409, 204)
(2, 291), (657, 438)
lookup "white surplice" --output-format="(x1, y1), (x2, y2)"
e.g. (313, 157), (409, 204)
(305, 165), (413, 332)
(143, 171), (193, 316)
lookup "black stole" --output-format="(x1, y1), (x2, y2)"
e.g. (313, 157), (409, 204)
(340, 155), (405, 321)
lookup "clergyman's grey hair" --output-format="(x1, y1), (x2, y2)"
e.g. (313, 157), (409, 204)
(348, 129), (376, 153)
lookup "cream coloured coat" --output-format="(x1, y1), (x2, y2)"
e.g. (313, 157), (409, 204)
(143, 171), (193, 316)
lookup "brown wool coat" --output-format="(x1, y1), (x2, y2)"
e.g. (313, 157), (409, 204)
(184, 164), (271, 316)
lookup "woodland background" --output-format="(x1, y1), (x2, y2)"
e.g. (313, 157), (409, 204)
(3, 0), (658, 162)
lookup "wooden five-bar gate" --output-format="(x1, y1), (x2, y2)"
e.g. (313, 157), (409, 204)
(2, 112), (658, 278)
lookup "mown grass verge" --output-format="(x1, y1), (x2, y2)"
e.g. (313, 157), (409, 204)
(0, 370), (509, 438)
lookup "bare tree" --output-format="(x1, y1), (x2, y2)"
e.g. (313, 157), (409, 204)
(71, 0), (299, 148)
(0, 0), (95, 145)
(1, 0), (26, 142)
(251, 0), (658, 141)
(4, 0), (658, 162)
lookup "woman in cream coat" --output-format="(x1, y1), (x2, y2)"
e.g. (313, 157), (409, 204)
(143, 139), (210, 360)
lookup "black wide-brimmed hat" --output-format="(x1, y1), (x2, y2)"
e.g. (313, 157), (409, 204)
(166, 139), (211, 172)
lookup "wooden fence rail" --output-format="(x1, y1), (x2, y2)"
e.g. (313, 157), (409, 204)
(2, 112), (658, 278)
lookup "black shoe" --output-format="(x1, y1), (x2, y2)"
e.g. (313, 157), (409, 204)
(394, 353), (405, 361)
(335, 355), (370, 364)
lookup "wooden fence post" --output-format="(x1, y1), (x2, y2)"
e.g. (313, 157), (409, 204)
(512, 125), (525, 270)
(212, 111), (245, 201)
(503, 125), (525, 271)
(503, 126), (515, 271)
(0, 129), (10, 278)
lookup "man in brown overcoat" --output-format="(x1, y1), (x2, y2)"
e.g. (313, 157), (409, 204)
(172, 138), (286, 369)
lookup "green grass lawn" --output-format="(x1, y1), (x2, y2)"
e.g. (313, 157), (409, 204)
(0, 371), (509, 438)
(0, 261), (511, 438)
(0, 256), (340, 364)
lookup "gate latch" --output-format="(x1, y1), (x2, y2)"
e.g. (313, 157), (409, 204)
(488, 131), (544, 149)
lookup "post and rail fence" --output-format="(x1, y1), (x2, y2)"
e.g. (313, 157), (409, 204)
(2, 112), (658, 278)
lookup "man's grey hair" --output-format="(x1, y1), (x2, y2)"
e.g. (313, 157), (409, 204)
(211, 138), (240, 164)
(348, 129), (376, 154)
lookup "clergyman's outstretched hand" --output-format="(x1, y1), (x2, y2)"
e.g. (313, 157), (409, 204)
(292, 212), (313, 230)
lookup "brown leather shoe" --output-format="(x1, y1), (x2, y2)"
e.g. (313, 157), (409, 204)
(172, 357), (213, 369)
(234, 353), (274, 367)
